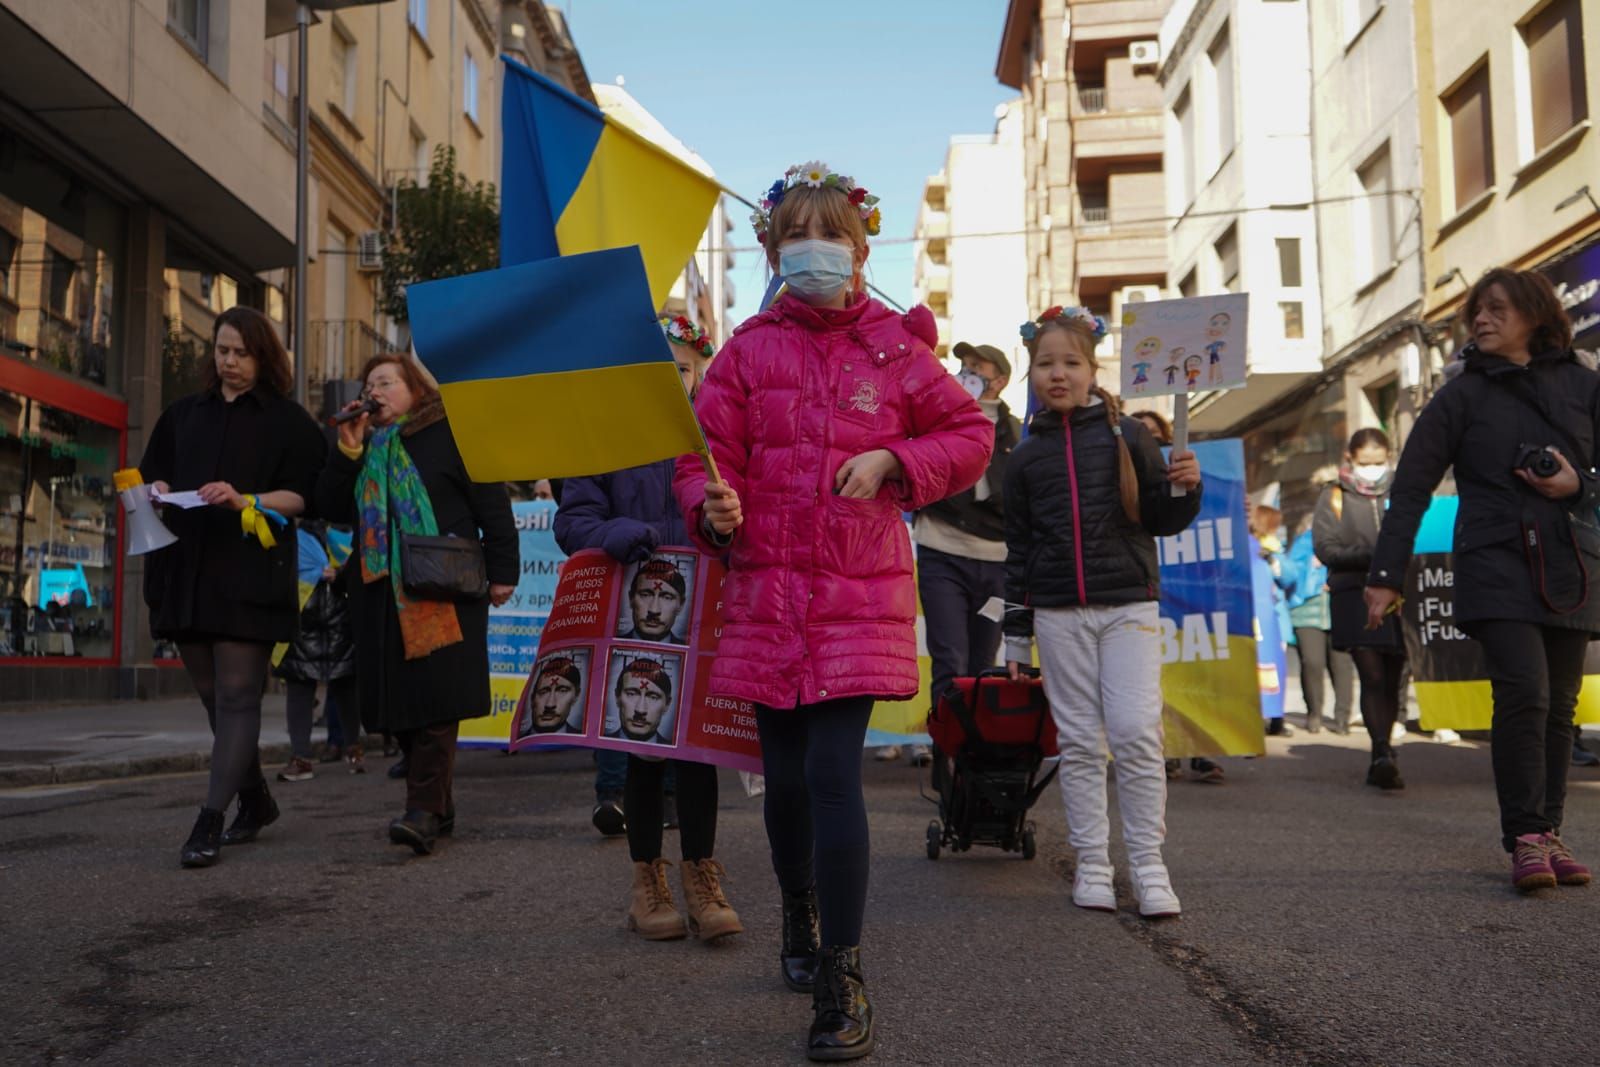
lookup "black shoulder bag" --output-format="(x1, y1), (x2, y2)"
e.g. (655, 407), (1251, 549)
(399, 533), (488, 603)
(1501, 377), (1596, 614)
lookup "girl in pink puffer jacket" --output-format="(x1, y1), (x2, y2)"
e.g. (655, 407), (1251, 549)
(674, 163), (991, 1062)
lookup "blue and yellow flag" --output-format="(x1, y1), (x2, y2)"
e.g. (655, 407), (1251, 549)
(405, 247), (706, 483)
(500, 58), (720, 309)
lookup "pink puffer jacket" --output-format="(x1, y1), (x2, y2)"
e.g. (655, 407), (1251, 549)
(675, 292), (993, 709)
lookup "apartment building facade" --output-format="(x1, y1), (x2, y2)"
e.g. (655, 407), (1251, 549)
(997, 0), (1172, 391)
(912, 100), (1032, 414)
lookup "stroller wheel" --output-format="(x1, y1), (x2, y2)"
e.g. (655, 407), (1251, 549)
(926, 821), (942, 861)
(1021, 827), (1037, 861)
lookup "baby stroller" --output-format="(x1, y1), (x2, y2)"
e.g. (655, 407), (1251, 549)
(924, 668), (1059, 861)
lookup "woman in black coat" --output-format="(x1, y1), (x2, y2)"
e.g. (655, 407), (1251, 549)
(273, 520), (362, 778)
(1313, 428), (1405, 790)
(139, 306), (327, 868)
(1367, 268), (1600, 892)
(316, 353), (517, 855)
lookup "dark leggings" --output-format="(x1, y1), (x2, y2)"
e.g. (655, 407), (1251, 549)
(1350, 647), (1406, 759)
(179, 639), (272, 811)
(757, 696), (875, 947)
(625, 757), (717, 863)
(285, 675), (361, 758)
(1294, 627), (1355, 732)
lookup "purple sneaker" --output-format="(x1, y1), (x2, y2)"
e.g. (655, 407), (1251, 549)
(1543, 834), (1592, 886)
(1511, 834), (1556, 892)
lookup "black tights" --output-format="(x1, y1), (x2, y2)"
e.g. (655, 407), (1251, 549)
(179, 640), (272, 810)
(757, 696), (875, 947)
(625, 757), (717, 863)
(1350, 648), (1406, 760)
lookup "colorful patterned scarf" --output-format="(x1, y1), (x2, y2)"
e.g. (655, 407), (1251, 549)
(356, 419), (463, 659)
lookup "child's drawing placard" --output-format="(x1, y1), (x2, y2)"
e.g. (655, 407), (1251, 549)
(1120, 293), (1249, 399)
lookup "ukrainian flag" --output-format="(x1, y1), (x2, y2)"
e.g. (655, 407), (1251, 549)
(405, 247), (706, 482)
(500, 57), (720, 310)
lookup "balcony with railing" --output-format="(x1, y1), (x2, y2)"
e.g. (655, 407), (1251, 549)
(303, 320), (392, 398)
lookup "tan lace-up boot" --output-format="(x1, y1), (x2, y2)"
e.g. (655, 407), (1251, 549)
(627, 859), (686, 940)
(680, 858), (744, 941)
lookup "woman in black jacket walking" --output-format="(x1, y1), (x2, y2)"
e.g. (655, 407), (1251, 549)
(1313, 428), (1406, 790)
(139, 307), (327, 868)
(316, 354), (518, 855)
(1366, 268), (1600, 892)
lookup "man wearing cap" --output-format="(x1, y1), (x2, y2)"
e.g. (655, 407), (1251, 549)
(879, 342), (1022, 766)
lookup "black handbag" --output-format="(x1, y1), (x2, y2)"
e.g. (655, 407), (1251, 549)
(399, 533), (488, 603)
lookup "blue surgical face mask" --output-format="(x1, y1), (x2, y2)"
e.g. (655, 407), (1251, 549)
(778, 239), (855, 303)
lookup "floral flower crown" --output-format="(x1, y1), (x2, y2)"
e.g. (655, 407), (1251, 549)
(1019, 305), (1108, 343)
(660, 315), (715, 358)
(750, 161), (882, 245)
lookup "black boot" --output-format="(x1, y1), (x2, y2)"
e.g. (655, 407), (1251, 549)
(807, 946), (873, 1061)
(389, 810), (441, 855)
(780, 887), (820, 993)
(180, 807), (225, 868)
(222, 779), (281, 845)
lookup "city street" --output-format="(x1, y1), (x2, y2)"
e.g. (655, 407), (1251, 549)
(4, 731), (1599, 1065)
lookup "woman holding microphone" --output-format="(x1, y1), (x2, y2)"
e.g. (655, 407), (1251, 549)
(317, 354), (518, 855)
(140, 306), (326, 869)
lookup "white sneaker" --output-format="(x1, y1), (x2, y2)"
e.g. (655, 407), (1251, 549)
(874, 745), (902, 762)
(1131, 862), (1182, 918)
(1390, 721), (1408, 745)
(1072, 862), (1117, 912)
(1433, 728), (1461, 744)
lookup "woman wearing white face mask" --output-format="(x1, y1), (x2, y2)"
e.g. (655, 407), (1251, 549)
(1313, 428), (1407, 790)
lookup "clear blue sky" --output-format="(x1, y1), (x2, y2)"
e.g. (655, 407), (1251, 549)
(562, 0), (1019, 329)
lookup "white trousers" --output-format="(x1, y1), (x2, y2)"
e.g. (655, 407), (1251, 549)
(1035, 602), (1167, 866)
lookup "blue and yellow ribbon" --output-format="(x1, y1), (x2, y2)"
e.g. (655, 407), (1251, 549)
(240, 494), (288, 549)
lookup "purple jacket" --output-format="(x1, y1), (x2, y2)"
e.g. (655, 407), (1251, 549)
(554, 459), (689, 562)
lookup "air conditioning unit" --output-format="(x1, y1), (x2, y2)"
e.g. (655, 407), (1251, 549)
(356, 231), (384, 271)
(1130, 40), (1160, 69)
(1113, 285), (1163, 321)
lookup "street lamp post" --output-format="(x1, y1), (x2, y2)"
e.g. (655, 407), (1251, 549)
(294, 3), (310, 408)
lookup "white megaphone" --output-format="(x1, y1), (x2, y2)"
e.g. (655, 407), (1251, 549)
(114, 468), (178, 556)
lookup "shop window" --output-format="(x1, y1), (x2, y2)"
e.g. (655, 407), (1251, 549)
(1522, 0), (1588, 154)
(0, 395), (121, 660)
(1444, 63), (1494, 211)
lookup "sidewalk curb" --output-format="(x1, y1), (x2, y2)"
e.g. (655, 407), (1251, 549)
(0, 743), (298, 790)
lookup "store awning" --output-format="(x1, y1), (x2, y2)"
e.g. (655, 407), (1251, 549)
(0, 7), (293, 271)
(1189, 371), (1318, 437)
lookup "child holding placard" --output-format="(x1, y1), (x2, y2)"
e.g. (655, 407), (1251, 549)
(1002, 306), (1203, 918)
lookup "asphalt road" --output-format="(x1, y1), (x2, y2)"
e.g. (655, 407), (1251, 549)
(3, 734), (1598, 1065)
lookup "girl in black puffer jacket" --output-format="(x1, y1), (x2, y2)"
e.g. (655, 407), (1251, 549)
(1002, 307), (1202, 919)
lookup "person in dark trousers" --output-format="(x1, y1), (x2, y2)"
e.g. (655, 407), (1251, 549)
(884, 342), (1022, 767)
(317, 353), (518, 856)
(1367, 268), (1600, 892)
(274, 520), (362, 780)
(1275, 504), (1355, 734)
(1132, 409), (1227, 783)
(139, 306), (326, 868)
(554, 317), (741, 943)
(1315, 428), (1406, 789)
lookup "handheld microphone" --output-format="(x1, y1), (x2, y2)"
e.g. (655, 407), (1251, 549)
(328, 396), (380, 426)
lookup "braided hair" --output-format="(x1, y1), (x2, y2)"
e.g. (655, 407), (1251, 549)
(1026, 318), (1141, 524)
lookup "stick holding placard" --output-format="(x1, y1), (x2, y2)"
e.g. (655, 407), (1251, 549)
(1170, 393), (1190, 498)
